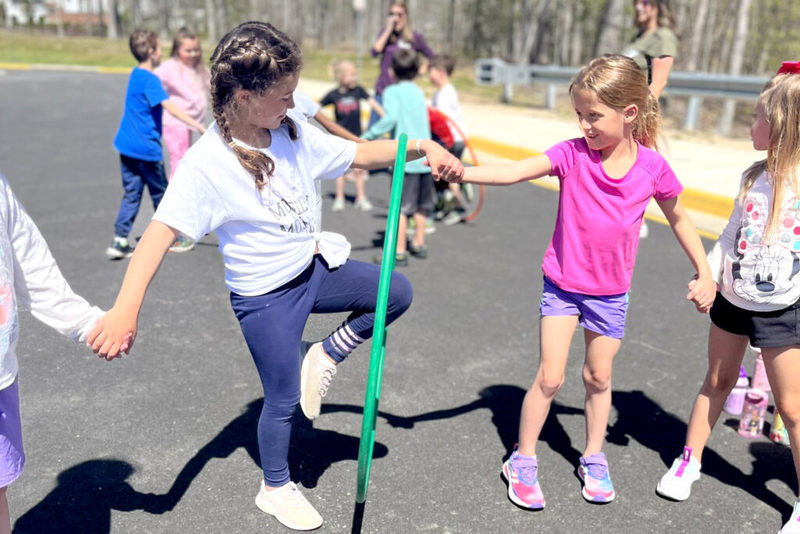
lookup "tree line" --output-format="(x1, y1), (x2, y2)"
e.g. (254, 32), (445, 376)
(24, 0), (794, 78)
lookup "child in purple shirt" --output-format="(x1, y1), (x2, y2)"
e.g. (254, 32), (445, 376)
(439, 54), (715, 509)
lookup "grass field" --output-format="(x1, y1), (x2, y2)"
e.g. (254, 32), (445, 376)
(0, 29), (505, 102)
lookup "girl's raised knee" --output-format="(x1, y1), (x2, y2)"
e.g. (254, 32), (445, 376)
(388, 271), (413, 314)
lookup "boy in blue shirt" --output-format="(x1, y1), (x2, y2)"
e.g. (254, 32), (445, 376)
(362, 48), (433, 266)
(107, 30), (205, 259)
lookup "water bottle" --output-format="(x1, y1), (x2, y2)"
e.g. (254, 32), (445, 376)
(738, 388), (768, 439)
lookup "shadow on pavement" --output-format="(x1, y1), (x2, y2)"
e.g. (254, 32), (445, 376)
(14, 399), (389, 533)
(14, 459), (159, 534)
(608, 389), (795, 518)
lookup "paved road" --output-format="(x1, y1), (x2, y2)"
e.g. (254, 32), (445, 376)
(0, 69), (794, 534)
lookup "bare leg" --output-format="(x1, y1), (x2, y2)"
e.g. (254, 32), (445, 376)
(762, 346), (800, 493)
(412, 211), (426, 249)
(518, 315), (579, 457)
(0, 487), (10, 534)
(397, 214), (408, 254)
(685, 324), (749, 460)
(354, 169), (367, 203)
(582, 330), (621, 457)
(334, 175), (345, 202)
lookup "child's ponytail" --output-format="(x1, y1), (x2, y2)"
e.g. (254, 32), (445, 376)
(632, 92), (662, 151)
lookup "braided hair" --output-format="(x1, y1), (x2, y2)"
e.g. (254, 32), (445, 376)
(209, 21), (302, 189)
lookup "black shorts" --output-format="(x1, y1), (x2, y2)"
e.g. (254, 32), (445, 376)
(399, 172), (435, 216)
(710, 292), (800, 348)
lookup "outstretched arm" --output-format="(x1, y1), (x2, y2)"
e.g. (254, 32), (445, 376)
(87, 221), (178, 359)
(352, 138), (463, 182)
(441, 154), (553, 186)
(161, 100), (206, 134)
(658, 196), (715, 312)
(313, 112), (364, 143)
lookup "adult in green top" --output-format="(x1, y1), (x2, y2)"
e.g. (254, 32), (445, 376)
(622, 0), (679, 99)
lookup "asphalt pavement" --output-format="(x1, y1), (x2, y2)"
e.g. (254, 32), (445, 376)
(0, 68), (794, 534)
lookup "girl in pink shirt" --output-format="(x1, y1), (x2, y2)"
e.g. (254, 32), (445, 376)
(155, 27), (211, 181)
(441, 54), (715, 509)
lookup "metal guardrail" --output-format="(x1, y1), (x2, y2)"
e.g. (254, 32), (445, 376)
(475, 58), (770, 131)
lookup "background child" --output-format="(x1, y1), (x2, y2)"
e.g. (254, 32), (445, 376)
(429, 54), (469, 225)
(439, 54), (715, 508)
(0, 171), (104, 534)
(154, 27), (211, 180)
(363, 48), (434, 266)
(88, 21), (462, 532)
(320, 60), (384, 212)
(656, 64), (800, 534)
(108, 30), (205, 260)
(154, 26), (211, 253)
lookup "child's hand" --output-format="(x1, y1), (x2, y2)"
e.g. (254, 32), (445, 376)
(686, 274), (716, 313)
(424, 142), (464, 183)
(87, 307), (138, 360)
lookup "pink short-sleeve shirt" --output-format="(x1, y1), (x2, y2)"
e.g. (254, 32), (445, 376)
(542, 138), (682, 295)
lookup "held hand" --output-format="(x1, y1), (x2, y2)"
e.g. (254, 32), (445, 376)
(384, 16), (396, 33)
(87, 307), (138, 360)
(686, 274), (716, 314)
(424, 142), (464, 183)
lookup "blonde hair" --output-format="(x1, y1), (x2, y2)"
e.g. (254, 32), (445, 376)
(332, 59), (355, 85)
(569, 54), (662, 151)
(739, 73), (800, 240)
(209, 21), (301, 190)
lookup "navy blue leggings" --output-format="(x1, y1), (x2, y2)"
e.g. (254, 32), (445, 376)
(230, 256), (413, 487)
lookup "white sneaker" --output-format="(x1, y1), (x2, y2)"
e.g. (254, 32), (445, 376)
(354, 198), (373, 211)
(779, 499), (800, 533)
(331, 197), (345, 212)
(656, 447), (701, 501)
(299, 342), (337, 420)
(255, 481), (323, 531)
(639, 221), (649, 238)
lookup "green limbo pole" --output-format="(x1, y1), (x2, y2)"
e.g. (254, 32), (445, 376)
(356, 133), (408, 503)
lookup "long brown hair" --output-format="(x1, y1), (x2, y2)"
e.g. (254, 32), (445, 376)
(740, 73), (800, 240)
(209, 21), (301, 190)
(569, 54), (662, 151)
(387, 1), (414, 45)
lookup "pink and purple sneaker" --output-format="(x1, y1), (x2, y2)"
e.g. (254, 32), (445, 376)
(578, 452), (615, 503)
(502, 447), (545, 510)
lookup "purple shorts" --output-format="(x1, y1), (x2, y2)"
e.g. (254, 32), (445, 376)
(0, 380), (24, 487)
(539, 277), (629, 339)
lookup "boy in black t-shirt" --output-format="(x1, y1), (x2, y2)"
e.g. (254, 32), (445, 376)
(320, 60), (384, 212)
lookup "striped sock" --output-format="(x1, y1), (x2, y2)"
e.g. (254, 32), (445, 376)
(323, 323), (365, 362)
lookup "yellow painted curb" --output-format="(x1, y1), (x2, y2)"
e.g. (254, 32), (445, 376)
(0, 62), (30, 70)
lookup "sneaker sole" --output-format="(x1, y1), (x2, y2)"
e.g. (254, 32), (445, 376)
(655, 473), (698, 502)
(299, 342), (319, 420)
(578, 466), (615, 504)
(255, 491), (323, 531)
(501, 461), (545, 510)
(168, 246), (195, 253)
(105, 247), (132, 259)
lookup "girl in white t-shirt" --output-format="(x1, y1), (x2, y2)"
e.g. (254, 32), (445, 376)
(88, 21), (463, 532)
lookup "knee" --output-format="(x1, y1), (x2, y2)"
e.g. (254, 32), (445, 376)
(700, 372), (737, 398)
(388, 272), (413, 315)
(536, 371), (564, 398)
(583, 367), (612, 393)
(777, 403), (800, 428)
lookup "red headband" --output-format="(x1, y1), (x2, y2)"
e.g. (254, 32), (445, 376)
(777, 61), (800, 75)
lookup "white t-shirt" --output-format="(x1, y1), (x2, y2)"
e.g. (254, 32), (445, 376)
(432, 83), (467, 143)
(0, 174), (103, 389)
(292, 90), (322, 120)
(154, 119), (357, 296)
